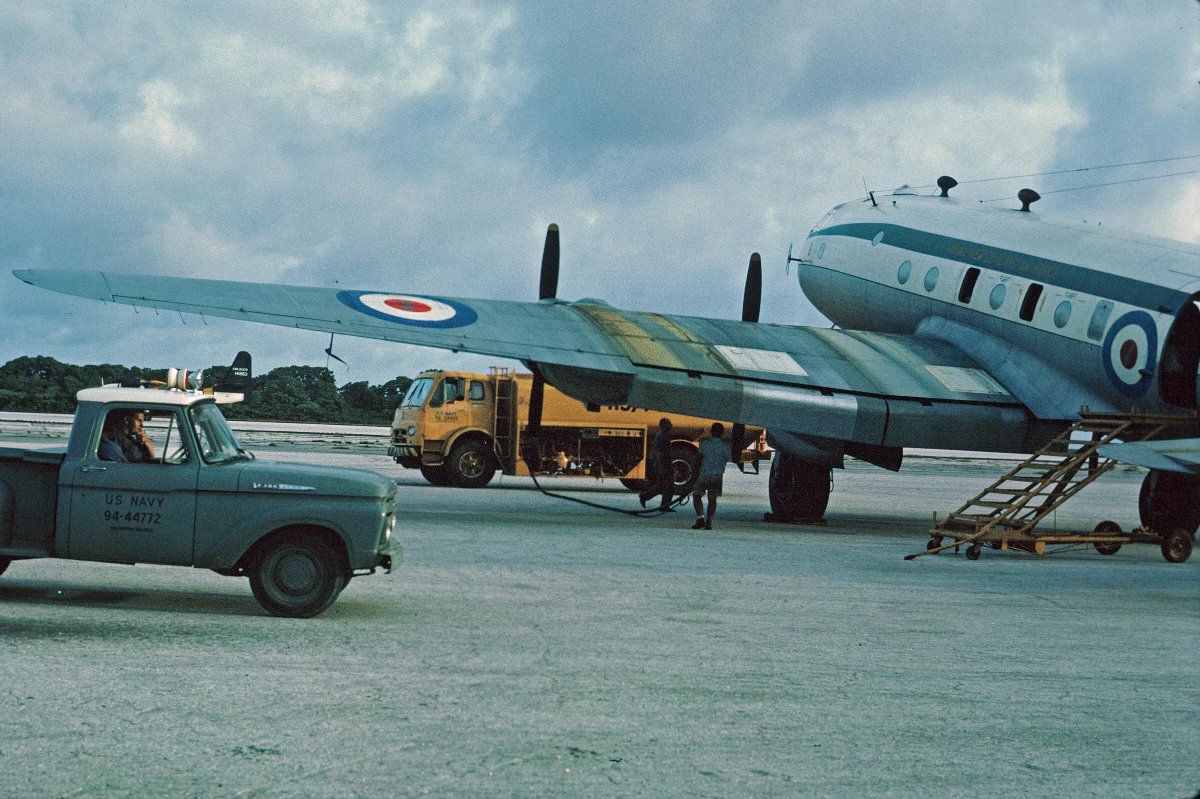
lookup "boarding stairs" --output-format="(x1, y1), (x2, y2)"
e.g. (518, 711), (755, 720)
(911, 411), (1181, 559)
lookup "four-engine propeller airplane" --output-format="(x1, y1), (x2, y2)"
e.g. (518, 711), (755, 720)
(14, 177), (1200, 535)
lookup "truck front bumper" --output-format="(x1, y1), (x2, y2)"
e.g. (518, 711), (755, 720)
(377, 537), (404, 574)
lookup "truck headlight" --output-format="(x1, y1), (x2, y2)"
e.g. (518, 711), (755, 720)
(407, 426), (417, 437)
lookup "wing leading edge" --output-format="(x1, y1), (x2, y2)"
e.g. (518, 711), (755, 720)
(14, 269), (1040, 454)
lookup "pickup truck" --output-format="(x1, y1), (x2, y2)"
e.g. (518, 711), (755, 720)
(0, 385), (400, 617)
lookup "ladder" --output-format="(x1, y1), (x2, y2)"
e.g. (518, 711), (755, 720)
(490, 367), (518, 467)
(914, 411), (1181, 559)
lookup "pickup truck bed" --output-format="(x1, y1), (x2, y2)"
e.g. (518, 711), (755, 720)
(0, 446), (64, 556)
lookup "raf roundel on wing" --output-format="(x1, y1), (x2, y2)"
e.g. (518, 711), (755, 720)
(337, 291), (479, 328)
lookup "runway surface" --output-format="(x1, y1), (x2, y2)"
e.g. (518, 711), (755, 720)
(0, 430), (1196, 797)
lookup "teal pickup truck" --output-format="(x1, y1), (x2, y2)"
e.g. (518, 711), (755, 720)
(0, 385), (400, 617)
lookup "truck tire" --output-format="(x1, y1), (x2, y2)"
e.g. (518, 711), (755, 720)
(419, 463), (453, 486)
(670, 442), (701, 495)
(446, 439), (497, 488)
(248, 532), (347, 618)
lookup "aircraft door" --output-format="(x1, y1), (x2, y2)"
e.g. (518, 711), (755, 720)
(66, 408), (199, 565)
(1158, 292), (1200, 409)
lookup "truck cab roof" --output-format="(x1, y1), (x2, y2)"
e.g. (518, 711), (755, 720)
(75, 386), (214, 407)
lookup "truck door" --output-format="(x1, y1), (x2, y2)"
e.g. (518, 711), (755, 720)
(65, 407), (199, 565)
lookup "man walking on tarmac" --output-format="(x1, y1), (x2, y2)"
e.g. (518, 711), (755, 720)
(691, 422), (731, 530)
(639, 417), (675, 512)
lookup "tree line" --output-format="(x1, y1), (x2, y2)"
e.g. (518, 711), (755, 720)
(0, 356), (412, 425)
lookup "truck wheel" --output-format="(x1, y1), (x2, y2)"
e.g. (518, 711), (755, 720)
(670, 442), (700, 495)
(248, 533), (347, 618)
(619, 478), (648, 492)
(419, 464), (453, 486)
(446, 440), (497, 488)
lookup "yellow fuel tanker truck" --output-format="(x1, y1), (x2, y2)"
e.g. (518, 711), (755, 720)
(389, 367), (767, 491)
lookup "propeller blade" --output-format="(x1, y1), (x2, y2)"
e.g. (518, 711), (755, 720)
(742, 253), (762, 323)
(539, 223), (560, 300)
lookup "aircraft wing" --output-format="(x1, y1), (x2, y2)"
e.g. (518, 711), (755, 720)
(1098, 439), (1200, 474)
(13, 269), (1035, 455)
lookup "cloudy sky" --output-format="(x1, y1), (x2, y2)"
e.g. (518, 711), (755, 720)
(1, 1), (1197, 386)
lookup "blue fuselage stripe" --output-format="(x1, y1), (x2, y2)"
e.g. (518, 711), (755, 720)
(810, 223), (1192, 314)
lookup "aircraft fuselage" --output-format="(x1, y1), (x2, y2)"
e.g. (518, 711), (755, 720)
(800, 192), (1200, 420)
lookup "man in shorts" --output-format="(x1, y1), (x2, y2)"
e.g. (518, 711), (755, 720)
(691, 422), (731, 530)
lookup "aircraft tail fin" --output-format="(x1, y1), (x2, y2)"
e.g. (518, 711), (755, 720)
(209, 351), (253, 403)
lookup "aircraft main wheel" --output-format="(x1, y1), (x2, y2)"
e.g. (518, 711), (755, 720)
(670, 442), (700, 495)
(966, 543), (982, 560)
(768, 453), (831, 521)
(249, 533), (347, 618)
(1092, 521), (1122, 556)
(445, 440), (497, 488)
(1139, 471), (1200, 534)
(419, 463), (453, 486)
(1161, 529), (1194, 563)
(619, 478), (648, 492)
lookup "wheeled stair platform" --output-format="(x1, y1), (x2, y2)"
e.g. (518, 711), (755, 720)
(906, 411), (1196, 563)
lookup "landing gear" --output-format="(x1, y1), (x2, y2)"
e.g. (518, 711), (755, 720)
(1139, 470), (1200, 534)
(767, 453), (831, 521)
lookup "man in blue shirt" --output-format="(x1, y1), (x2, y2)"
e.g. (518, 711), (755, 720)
(691, 422), (731, 530)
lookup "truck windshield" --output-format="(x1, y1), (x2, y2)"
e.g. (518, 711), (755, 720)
(401, 378), (434, 408)
(189, 402), (246, 464)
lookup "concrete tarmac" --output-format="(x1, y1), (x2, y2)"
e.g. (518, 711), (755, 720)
(0, 446), (1196, 798)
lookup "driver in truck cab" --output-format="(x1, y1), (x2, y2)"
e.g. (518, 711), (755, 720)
(98, 409), (156, 463)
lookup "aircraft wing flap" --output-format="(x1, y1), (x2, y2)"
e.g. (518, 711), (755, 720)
(574, 305), (1016, 404)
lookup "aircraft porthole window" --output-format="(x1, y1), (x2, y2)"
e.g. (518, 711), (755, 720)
(989, 283), (1006, 310)
(897, 260), (912, 285)
(923, 267), (939, 292)
(1054, 300), (1072, 329)
(871, 231), (885, 247)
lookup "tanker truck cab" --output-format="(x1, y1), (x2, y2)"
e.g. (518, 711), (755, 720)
(0, 374), (401, 618)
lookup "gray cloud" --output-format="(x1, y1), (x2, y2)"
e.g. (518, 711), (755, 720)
(0, 1), (1197, 384)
